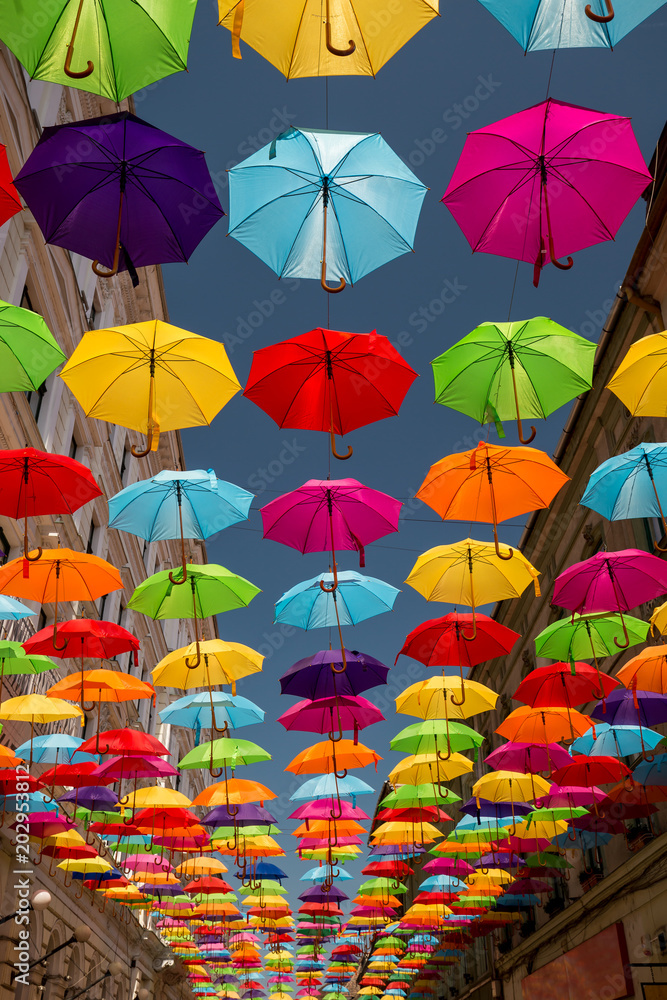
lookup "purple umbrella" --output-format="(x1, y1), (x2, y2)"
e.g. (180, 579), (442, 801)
(14, 111), (224, 282)
(261, 478), (401, 589)
(459, 798), (531, 819)
(280, 649), (389, 699)
(552, 549), (667, 648)
(202, 804), (277, 826)
(277, 694), (384, 741)
(299, 885), (348, 902)
(58, 785), (119, 810)
(484, 742), (572, 774)
(592, 688), (667, 728)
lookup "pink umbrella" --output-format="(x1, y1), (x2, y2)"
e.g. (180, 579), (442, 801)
(552, 549), (667, 648)
(484, 741), (572, 774)
(536, 784), (606, 808)
(422, 858), (475, 878)
(121, 854), (173, 872)
(277, 695), (385, 742)
(442, 98), (651, 286)
(289, 800), (369, 821)
(260, 478), (401, 590)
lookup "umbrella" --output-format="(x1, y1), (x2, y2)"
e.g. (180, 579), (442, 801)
(0, 643), (55, 701)
(243, 327), (417, 460)
(616, 645), (667, 692)
(280, 649), (389, 697)
(277, 696), (384, 742)
(512, 662), (620, 707)
(396, 675), (497, 718)
(416, 442), (569, 555)
(390, 720), (484, 759)
(261, 479), (401, 588)
(535, 611), (648, 667)
(580, 443), (667, 548)
(552, 549), (667, 647)
(15, 111), (224, 281)
(13, 734), (93, 766)
(607, 332), (667, 417)
(0, 548), (123, 647)
(23, 617), (139, 667)
(275, 571), (399, 635)
(60, 321), (240, 458)
(0, 0), (197, 100)
(442, 99), (650, 286)
(46, 669), (155, 735)
(0, 144), (20, 227)
(129, 565), (260, 667)
(217, 0), (438, 75)
(431, 317), (595, 443)
(406, 539), (540, 645)
(108, 468), (253, 581)
(159, 692), (265, 736)
(497, 706), (593, 743)
(285, 740), (382, 775)
(0, 595), (33, 621)
(476, 0), (666, 51)
(396, 612), (519, 670)
(153, 640), (263, 700)
(571, 722), (664, 758)
(0, 297), (66, 392)
(228, 127), (427, 292)
(551, 756), (631, 787)
(484, 742), (572, 774)
(289, 774), (374, 803)
(0, 447), (101, 564)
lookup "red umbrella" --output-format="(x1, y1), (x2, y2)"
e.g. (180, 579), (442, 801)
(0, 147), (21, 226)
(184, 876), (234, 894)
(244, 327), (417, 460)
(0, 447), (101, 565)
(39, 761), (113, 789)
(396, 612), (520, 668)
(361, 860), (413, 878)
(551, 755), (631, 788)
(512, 662), (620, 708)
(24, 618), (139, 666)
(78, 728), (170, 757)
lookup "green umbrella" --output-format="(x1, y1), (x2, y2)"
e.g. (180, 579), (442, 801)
(379, 784), (462, 809)
(179, 736), (271, 779)
(0, 299), (65, 392)
(390, 720), (484, 760)
(238, 881), (287, 895)
(0, 642), (55, 700)
(535, 612), (648, 666)
(526, 807), (588, 825)
(128, 563), (260, 667)
(431, 317), (595, 444)
(0, 0), (196, 103)
(359, 878), (407, 895)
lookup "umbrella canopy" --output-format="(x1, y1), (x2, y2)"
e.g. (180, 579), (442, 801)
(535, 612), (648, 662)
(512, 662), (620, 708)
(228, 127), (427, 291)
(607, 332), (667, 417)
(280, 649), (389, 699)
(484, 742), (572, 774)
(431, 317), (595, 442)
(0, 146), (21, 227)
(497, 706), (593, 743)
(60, 321), (240, 457)
(130, 565), (260, 620)
(0, 694), (83, 724)
(396, 676), (497, 718)
(396, 612), (519, 669)
(277, 696), (384, 738)
(217, 0), (438, 76)
(159, 692), (264, 733)
(153, 640), (263, 694)
(476, 0), (666, 51)
(244, 328), (417, 461)
(0, 298), (65, 392)
(616, 645), (667, 692)
(442, 99), (650, 284)
(285, 740), (382, 775)
(0, 0), (197, 101)
(591, 688), (667, 727)
(580, 442), (667, 541)
(570, 723), (663, 758)
(15, 112), (224, 280)
(24, 618), (139, 665)
(275, 571), (399, 629)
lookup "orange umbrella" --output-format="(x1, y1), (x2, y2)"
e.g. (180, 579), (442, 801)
(0, 548), (122, 647)
(416, 442), (569, 558)
(285, 740), (382, 786)
(47, 669), (154, 708)
(616, 646), (667, 693)
(192, 778), (276, 808)
(496, 705), (593, 743)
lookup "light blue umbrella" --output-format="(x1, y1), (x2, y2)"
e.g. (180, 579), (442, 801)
(108, 468), (253, 580)
(0, 595), (34, 620)
(419, 875), (468, 893)
(555, 829), (612, 850)
(228, 127), (427, 292)
(14, 734), (98, 765)
(158, 691), (264, 740)
(476, 0), (666, 52)
(1, 791), (58, 813)
(633, 754), (667, 784)
(580, 443), (667, 539)
(570, 721), (664, 757)
(300, 866), (354, 882)
(275, 570), (399, 629)
(289, 773), (374, 804)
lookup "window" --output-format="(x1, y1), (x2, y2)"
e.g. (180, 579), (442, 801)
(68, 436), (78, 461)
(0, 526), (10, 565)
(20, 285), (33, 312)
(98, 592), (108, 620)
(38, 609), (46, 631)
(86, 518), (97, 554)
(26, 380), (47, 422)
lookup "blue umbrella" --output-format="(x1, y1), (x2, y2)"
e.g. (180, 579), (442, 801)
(109, 468), (253, 581)
(14, 734), (98, 765)
(633, 754), (667, 784)
(228, 127), (427, 293)
(253, 862), (288, 881)
(0, 594), (34, 619)
(290, 774), (375, 804)
(580, 443), (667, 540)
(476, 0), (666, 52)
(419, 875), (468, 893)
(555, 829), (612, 851)
(275, 570), (399, 629)
(570, 721), (664, 757)
(300, 866), (354, 882)
(1, 791), (58, 813)
(158, 691), (264, 741)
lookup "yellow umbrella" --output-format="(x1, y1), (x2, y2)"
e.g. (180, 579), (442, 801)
(217, 0), (439, 77)
(0, 694), (83, 726)
(472, 771), (551, 832)
(406, 538), (540, 639)
(121, 786), (192, 811)
(174, 857), (229, 876)
(153, 639), (263, 695)
(606, 332), (667, 416)
(370, 821), (444, 844)
(395, 675), (497, 716)
(388, 752), (473, 785)
(467, 870), (513, 887)
(59, 320), (241, 457)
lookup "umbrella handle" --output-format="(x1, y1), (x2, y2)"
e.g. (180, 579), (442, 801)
(185, 639), (202, 669)
(334, 768), (348, 779)
(52, 622), (68, 652)
(168, 565), (188, 585)
(330, 427), (353, 461)
(613, 615), (630, 649)
(321, 195), (346, 293)
(509, 358), (537, 444)
(325, 0), (356, 57)
(493, 533), (513, 562)
(585, 0), (614, 21)
(131, 426), (154, 459)
(64, 0), (94, 78)
(23, 530), (42, 563)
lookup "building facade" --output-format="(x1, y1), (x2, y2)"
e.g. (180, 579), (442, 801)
(0, 45), (213, 1000)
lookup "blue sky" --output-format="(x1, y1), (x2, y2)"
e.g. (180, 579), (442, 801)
(143, 1), (667, 918)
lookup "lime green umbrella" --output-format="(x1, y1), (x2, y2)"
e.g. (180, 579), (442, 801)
(390, 720), (484, 760)
(535, 612), (648, 665)
(379, 784), (462, 808)
(0, 643), (56, 700)
(0, 299), (65, 392)
(526, 807), (588, 825)
(431, 317), (595, 444)
(0, 0), (197, 103)
(179, 737), (271, 775)
(128, 563), (260, 668)
(359, 878), (407, 896)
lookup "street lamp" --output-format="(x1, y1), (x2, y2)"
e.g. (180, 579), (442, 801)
(65, 961), (124, 1000)
(27, 925), (92, 969)
(0, 889), (52, 926)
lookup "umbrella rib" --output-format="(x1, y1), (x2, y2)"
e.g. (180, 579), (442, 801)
(547, 163), (635, 241)
(285, 0), (309, 80)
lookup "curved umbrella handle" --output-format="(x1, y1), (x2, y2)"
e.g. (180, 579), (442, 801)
(169, 564), (188, 585)
(92, 190), (124, 279)
(321, 271), (346, 294)
(585, 0), (614, 21)
(23, 529), (42, 564)
(64, 0), (94, 78)
(325, 18), (356, 56)
(185, 638), (202, 668)
(333, 768), (348, 779)
(614, 615), (630, 649)
(330, 427), (353, 461)
(330, 647), (347, 675)
(131, 425), (154, 459)
(320, 561), (339, 594)
(321, 194), (346, 293)
(52, 622), (68, 652)
(493, 533), (513, 562)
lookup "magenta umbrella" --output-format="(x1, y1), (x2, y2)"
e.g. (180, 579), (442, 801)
(442, 98), (651, 286)
(536, 784), (606, 808)
(289, 799), (370, 821)
(552, 549), (667, 648)
(91, 755), (179, 781)
(260, 478), (401, 590)
(484, 741), (573, 775)
(276, 694), (385, 742)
